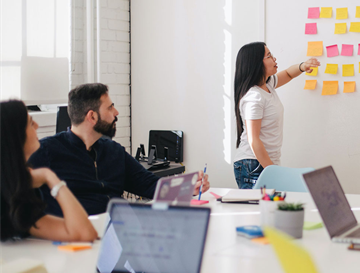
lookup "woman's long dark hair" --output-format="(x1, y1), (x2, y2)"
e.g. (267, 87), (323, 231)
(234, 42), (269, 148)
(0, 100), (45, 241)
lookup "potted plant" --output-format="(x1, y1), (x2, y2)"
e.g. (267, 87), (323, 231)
(274, 203), (305, 239)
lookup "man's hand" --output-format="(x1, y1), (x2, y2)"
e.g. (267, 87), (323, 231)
(193, 170), (210, 196)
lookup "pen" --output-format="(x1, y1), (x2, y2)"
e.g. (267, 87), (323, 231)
(198, 163), (207, 200)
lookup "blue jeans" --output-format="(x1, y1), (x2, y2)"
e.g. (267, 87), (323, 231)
(234, 159), (264, 189)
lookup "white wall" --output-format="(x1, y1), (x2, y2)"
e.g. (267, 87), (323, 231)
(131, 0), (262, 188)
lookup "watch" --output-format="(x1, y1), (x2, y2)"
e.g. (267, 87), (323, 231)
(51, 181), (67, 198)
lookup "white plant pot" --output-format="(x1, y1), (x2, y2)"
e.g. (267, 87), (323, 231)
(274, 209), (305, 239)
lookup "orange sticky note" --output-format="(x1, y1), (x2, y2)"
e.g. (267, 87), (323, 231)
(335, 23), (347, 34)
(320, 7), (332, 18)
(322, 81), (338, 95)
(307, 41), (323, 56)
(356, 6), (360, 18)
(349, 22), (360, 33)
(304, 80), (317, 90)
(305, 67), (318, 76)
(343, 64), (354, 77)
(251, 237), (270, 245)
(336, 8), (348, 19)
(343, 82), (356, 93)
(325, 64), (338, 75)
(58, 245), (92, 252)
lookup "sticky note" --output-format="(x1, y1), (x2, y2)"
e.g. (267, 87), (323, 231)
(356, 6), (360, 18)
(305, 67), (318, 76)
(341, 44), (353, 56)
(334, 23), (347, 34)
(251, 237), (270, 245)
(358, 44), (360, 55)
(307, 41), (323, 56)
(190, 199), (209, 205)
(264, 227), (319, 273)
(349, 22), (360, 33)
(58, 245), (92, 252)
(308, 7), (320, 18)
(305, 23), (317, 34)
(322, 81), (338, 95)
(343, 64), (354, 77)
(325, 64), (338, 74)
(320, 7), (332, 18)
(326, 45), (339, 57)
(336, 8), (348, 19)
(303, 222), (323, 230)
(304, 80), (317, 90)
(343, 82), (356, 93)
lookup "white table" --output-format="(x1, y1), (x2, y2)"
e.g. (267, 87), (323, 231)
(1, 188), (360, 273)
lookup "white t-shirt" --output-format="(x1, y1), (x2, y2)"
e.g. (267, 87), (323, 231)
(234, 75), (284, 165)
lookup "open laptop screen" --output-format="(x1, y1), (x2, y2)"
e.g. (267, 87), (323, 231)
(97, 201), (210, 273)
(303, 166), (357, 238)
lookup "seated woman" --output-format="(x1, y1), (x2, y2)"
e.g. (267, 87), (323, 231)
(1, 100), (98, 242)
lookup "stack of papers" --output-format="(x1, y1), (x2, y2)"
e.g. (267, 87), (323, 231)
(221, 189), (274, 203)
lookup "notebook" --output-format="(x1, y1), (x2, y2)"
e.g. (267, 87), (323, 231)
(220, 189), (275, 204)
(303, 166), (360, 243)
(153, 172), (199, 205)
(96, 199), (211, 273)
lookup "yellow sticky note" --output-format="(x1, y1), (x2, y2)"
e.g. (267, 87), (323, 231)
(343, 81), (356, 93)
(356, 6), (360, 18)
(349, 22), (360, 32)
(264, 227), (319, 273)
(322, 81), (338, 95)
(325, 64), (338, 75)
(305, 67), (318, 76)
(304, 80), (317, 90)
(335, 23), (347, 34)
(336, 8), (348, 19)
(307, 41), (323, 56)
(343, 64), (354, 77)
(320, 7), (332, 18)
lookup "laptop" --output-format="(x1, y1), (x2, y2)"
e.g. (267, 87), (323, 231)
(96, 199), (211, 273)
(303, 166), (360, 243)
(152, 172), (199, 205)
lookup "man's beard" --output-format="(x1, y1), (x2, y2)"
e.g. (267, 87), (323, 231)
(94, 114), (117, 138)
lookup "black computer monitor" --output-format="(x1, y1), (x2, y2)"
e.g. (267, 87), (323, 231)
(148, 130), (183, 162)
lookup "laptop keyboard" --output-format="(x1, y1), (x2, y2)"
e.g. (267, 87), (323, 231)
(346, 227), (360, 238)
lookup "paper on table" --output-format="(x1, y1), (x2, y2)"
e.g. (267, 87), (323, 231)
(320, 7), (332, 18)
(326, 45), (339, 57)
(334, 23), (347, 34)
(307, 41), (323, 56)
(305, 23), (317, 34)
(325, 64), (338, 74)
(308, 7), (320, 19)
(305, 67), (318, 76)
(342, 64), (354, 77)
(336, 8), (348, 19)
(221, 189), (273, 203)
(322, 81), (338, 95)
(341, 44), (353, 56)
(304, 80), (317, 90)
(349, 22), (360, 33)
(343, 82), (356, 93)
(264, 227), (319, 273)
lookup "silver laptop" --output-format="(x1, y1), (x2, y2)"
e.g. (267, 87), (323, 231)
(96, 199), (210, 273)
(153, 172), (198, 205)
(303, 166), (360, 243)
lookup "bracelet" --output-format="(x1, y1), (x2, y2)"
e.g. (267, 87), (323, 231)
(299, 62), (305, 72)
(51, 181), (67, 198)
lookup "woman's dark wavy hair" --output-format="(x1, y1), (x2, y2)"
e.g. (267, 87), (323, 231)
(0, 100), (45, 241)
(234, 42), (270, 148)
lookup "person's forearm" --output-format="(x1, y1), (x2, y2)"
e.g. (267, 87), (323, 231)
(249, 138), (274, 168)
(285, 63), (303, 79)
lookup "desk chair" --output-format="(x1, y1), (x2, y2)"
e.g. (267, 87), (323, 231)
(56, 106), (71, 133)
(253, 165), (315, 192)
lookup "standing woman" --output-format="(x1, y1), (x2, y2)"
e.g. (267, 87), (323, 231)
(0, 100), (98, 241)
(233, 42), (320, 189)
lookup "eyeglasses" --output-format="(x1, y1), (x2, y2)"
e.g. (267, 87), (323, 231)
(264, 52), (275, 60)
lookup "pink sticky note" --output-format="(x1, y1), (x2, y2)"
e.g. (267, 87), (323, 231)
(341, 44), (353, 56)
(305, 23), (317, 34)
(358, 44), (360, 55)
(190, 199), (209, 205)
(209, 191), (222, 199)
(308, 7), (320, 18)
(326, 45), (339, 57)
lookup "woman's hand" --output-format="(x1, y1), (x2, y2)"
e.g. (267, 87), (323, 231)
(29, 167), (61, 189)
(301, 58), (320, 73)
(193, 170), (210, 196)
